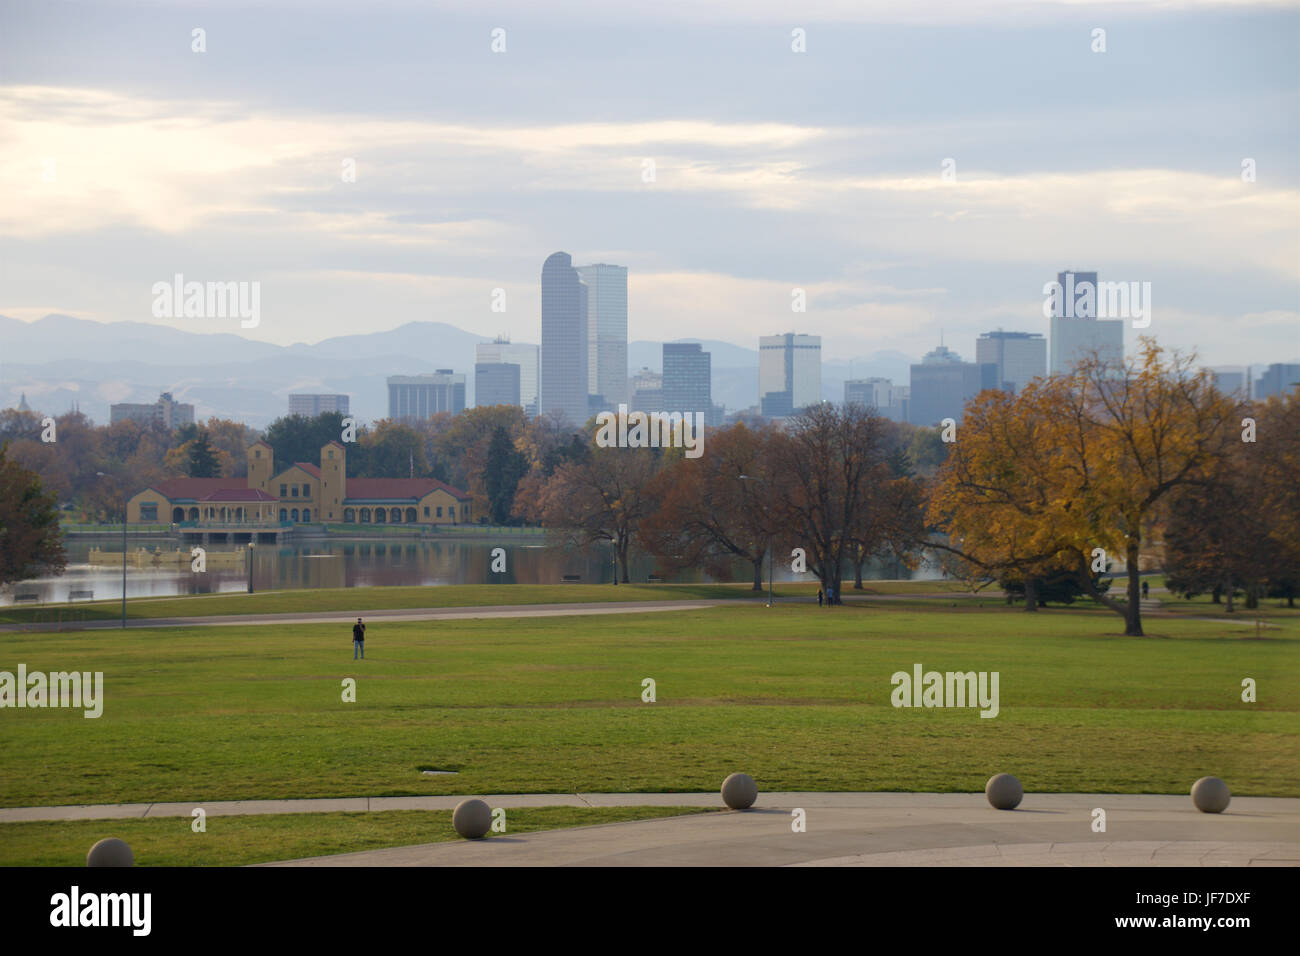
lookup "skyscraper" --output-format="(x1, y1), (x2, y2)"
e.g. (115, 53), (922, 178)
(474, 363), (521, 408)
(475, 337), (539, 413)
(289, 394), (350, 417)
(1255, 363), (1300, 399)
(662, 343), (711, 419)
(540, 252), (589, 427)
(758, 333), (821, 416)
(1049, 270), (1124, 375)
(908, 345), (997, 426)
(387, 371), (465, 420)
(575, 263), (628, 409)
(975, 330), (1046, 394)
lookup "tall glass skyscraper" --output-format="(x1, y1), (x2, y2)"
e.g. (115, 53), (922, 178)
(575, 263), (628, 409)
(662, 342), (711, 417)
(540, 252), (589, 427)
(759, 332), (822, 415)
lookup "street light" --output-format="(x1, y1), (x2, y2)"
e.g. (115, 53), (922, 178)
(96, 472), (127, 628)
(247, 540), (256, 594)
(737, 474), (773, 607)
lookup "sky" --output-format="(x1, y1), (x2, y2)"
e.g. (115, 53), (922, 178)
(1, 0), (1297, 367)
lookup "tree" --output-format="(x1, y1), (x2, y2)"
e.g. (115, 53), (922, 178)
(264, 412), (347, 469)
(484, 425), (528, 524)
(534, 444), (661, 583)
(0, 443), (66, 585)
(767, 403), (896, 603)
(185, 431), (221, 477)
(639, 421), (777, 590)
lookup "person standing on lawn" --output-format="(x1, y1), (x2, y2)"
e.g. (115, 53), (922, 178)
(353, 618), (366, 659)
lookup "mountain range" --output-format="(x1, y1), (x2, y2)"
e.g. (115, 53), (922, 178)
(1, 314), (917, 429)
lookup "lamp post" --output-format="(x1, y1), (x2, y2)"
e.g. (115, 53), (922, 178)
(247, 540), (256, 594)
(96, 472), (127, 628)
(738, 474), (773, 608)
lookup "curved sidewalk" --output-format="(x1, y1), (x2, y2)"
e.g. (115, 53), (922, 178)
(261, 793), (1298, 867)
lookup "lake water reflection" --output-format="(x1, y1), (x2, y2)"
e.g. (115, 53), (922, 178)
(3, 536), (943, 605)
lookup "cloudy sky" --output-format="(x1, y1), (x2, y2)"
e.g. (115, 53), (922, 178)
(2, 0), (1297, 366)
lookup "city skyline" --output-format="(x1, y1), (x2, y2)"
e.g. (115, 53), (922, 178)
(2, 2), (1296, 373)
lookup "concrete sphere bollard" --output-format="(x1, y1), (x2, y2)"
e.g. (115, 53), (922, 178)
(721, 772), (758, 810)
(452, 798), (493, 838)
(985, 773), (1023, 810)
(86, 838), (134, 867)
(1191, 776), (1231, 813)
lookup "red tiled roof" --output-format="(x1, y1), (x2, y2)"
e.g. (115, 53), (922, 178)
(198, 488), (277, 502)
(292, 462), (322, 478)
(150, 478), (238, 500)
(344, 478), (469, 502)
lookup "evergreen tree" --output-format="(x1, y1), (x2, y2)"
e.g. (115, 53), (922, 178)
(186, 430), (221, 477)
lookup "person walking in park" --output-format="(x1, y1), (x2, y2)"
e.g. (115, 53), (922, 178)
(817, 589), (824, 607)
(1142, 580), (1150, 599)
(353, 618), (366, 660)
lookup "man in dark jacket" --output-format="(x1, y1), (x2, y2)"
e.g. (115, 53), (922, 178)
(353, 618), (366, 660)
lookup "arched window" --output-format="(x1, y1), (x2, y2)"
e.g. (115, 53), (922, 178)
(360, 508), (371, 523)
(188, 508), (199, 521)
(405, 508), (417, 523)
(343, 508), (355, 523)
(375, 508), (387, 523)
(390, 507), (402, 523)
(172, 507), (185, 522)
(290, 509), (299, 522)
(302, 509), (310, 522)
(279, 508), (288, 522)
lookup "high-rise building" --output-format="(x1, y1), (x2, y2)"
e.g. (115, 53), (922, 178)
(975, 331), (1047, 394)
(1207, 367), (1250, 399)
(540, 252), (589, 426)
(474, 363), (521, 408)
(475, 338), (539, 413)
(759, 333), (821, 416)
(662, 343), (712, 419)
(288, 394), (350, 417)
(844, 377), (907, 420)
(1049, 270), (1124, 375)
(1255, 363), (1300, 400)
(110, 391), (195, 430)
(387, 371), (465, 420)
(908, 345), (997, 426)
(630, 367), (664, 415)
(575, 263), (628, 410)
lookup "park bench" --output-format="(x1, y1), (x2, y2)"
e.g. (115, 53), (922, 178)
(14, 593), (39, 603)
(647, 575), (662, 583)
(68, 590), (95, 601)
(561, 574), (581, 583)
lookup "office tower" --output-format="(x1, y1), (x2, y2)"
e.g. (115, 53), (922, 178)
(540, 252), (589, 426)
(1207, 367), (1250, 399)
(474, 363), (521, 408)
(663, 343), (712, 418)
(630, 367), (664, 414)
(1255, 363), (1300, 400)
(110, 391), (195, 429)
(759, 333), (822, 416)
(908, 345), (998, 426)
(1049, 270), (1124, 375)
(844, 377), (893, 409)
(976, 330), (1047, 394)
(575, 263), (628, 409)
(475, 338), (539, 413)
(387, 371), (466, 420)
(289, 394), (350, 417)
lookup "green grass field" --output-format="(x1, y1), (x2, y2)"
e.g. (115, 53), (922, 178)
(2, 601), (1296, 810)
(0, 807), (714, 867)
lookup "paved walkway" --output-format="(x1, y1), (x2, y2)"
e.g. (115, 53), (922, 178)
(256, 793), (1299, 867)
(5, 792), (1294, 867)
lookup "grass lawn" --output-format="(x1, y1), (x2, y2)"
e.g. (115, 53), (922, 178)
(1, 602), (1296, 808)
(0, 807), (714, 866)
